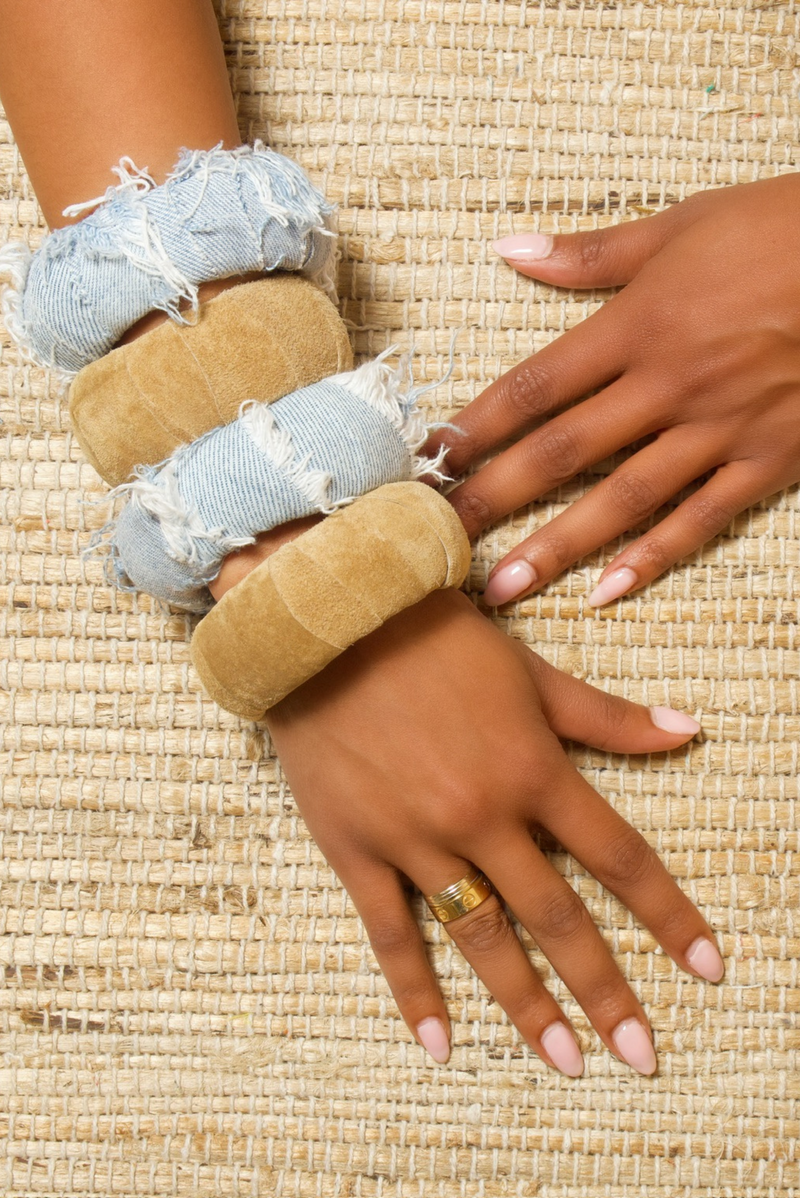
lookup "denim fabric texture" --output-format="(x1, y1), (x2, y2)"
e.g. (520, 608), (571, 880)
(0, 141), (337, 374)
(87, 352), (454, 614)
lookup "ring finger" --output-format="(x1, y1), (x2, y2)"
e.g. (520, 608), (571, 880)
(447, 377), (661, 540)
(409, 850), (586, 1077)
(482, 428), (720, 605)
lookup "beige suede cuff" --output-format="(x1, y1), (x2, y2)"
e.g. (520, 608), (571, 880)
(190, 482), (472, 720)
(69, 275), (353, 487)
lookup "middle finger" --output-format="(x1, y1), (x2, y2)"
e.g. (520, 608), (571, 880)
(410, 849), (586, 1077)
(447, 377), (661, 539)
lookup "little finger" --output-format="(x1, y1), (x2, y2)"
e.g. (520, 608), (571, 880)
(341, 857), (454, 1065)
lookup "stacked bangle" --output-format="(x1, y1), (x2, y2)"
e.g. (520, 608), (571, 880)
(0, 142), (471, 718)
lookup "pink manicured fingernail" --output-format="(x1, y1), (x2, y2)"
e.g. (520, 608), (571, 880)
(416, 1017), (451, 1064)
(540, 1021), (584, 1077)
(685, 936), (725, 983)
(588, 566), (638, 607)
(649, 707), (701, 736)
(492, 233), (554, 260)
(483, 560), (537, 606)
(611, 1019), (657, 1075)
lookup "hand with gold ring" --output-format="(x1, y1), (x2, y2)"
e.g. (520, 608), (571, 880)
(266, 587), (724, 1078)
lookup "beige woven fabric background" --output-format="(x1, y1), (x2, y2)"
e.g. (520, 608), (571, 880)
(1, 1), (799, 1195)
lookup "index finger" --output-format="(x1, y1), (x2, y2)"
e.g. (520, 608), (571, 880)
(538, 764), (725, 986)
(426, 294), (631, 478)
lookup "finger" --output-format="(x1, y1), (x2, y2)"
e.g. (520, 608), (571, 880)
(587, 459), (771, 605)
(480, 835), (658, 1075)
(424, 300), (631, 479)
(448, 377), (659, 541)
(342, 857), (454, 1065)
(538, 764), (725, 990)
(491, 201), (697, 289)
(481, 429), (717, 604)
(521, 650), (701, 751)
(411, 851), (585, 1077)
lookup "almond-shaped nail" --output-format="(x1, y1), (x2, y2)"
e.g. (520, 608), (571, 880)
(540, 1021), (584, 1077)
(587, 566), (638, 607)
(685, 935), (725, 983)
(416, 1017), (450, 1064)
(483, 560), (537, 606)
(649, 706), (701, 736)
(492, 233), (554, 260)
(611, 1019), (657, 1075)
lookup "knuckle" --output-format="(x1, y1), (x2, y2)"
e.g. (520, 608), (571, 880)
(585, 974), (628, 1019)
(575, 229), (607, 273)
(607, 469), (659, 520)
(508, 984), (552, 1032)
(535, 528), (575, 572)
(500, 359), (558, 423)
(367, 917), (419, 960)
(428, 787), (486, 842)
(604, 829), (657, 890)
(688, 493), (736, 536)
(450, 487), (494, 532)
(533, 422), (583, 482)
(452, 896), (515, 955)
(592, 690), (630, 745)
(536, 887), (588, 942)
(655, 900), (693, 943)
(392, 976), (439, 1011)
(628, 533), (671, 570)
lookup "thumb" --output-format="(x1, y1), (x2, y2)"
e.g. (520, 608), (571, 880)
(522, 650), (702, 753)
(492, 204), (687, 289)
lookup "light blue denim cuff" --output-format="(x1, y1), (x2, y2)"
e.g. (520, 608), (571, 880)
(0, 140), (337, 375)
(84, 349), (452, 614)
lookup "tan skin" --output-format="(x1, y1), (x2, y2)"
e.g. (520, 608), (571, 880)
(0, 0), (722, 1076)
(429, 176), (800, 609)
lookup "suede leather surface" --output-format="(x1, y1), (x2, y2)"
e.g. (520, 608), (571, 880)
(190, 481), (472, 720)
(69, 275), (353, 487)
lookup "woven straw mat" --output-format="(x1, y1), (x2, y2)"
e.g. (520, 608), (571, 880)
(1, 2), (798, 1196)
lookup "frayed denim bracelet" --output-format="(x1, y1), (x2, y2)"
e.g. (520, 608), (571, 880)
(0, 140), (337, 375)
(85, 348), (453, 614)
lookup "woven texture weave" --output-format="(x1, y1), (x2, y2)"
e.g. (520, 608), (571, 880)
(1, 2), (798, 1195)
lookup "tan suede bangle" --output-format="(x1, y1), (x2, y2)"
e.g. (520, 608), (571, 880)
(69, 275), (353, 487)
(190, 481), (472, 720)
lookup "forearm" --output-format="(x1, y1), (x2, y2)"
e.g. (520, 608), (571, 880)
(0, 0), (240, 229)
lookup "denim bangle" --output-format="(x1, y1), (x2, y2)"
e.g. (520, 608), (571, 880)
(0, 140), (337, 375)
(85, 349), (453, 613)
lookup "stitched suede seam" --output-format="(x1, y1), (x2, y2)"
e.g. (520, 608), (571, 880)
(121, 332), (190, 443)
(269, 545), (361, 649)
(368, 493), (463, 586)
(177, 315), (226, 427)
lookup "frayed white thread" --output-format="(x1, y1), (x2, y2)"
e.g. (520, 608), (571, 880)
(329, 334), (463, 483)
(0, 240), (39, 365)
(167, 140), (337, 234)
(309, 210), (340, 306)
(239, 400), (343, 516)
(95, 431), (257, 574)
(61, 157), (159, 219)
(64, 141), (337, 329)
(113, 204), (201, 326)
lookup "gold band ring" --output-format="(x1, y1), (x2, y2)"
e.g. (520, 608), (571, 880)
(424, 867), (494, 924)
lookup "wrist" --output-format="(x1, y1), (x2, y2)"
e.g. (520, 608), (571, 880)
(113, 270), (265, 348)
(208, 514), (323, 601)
